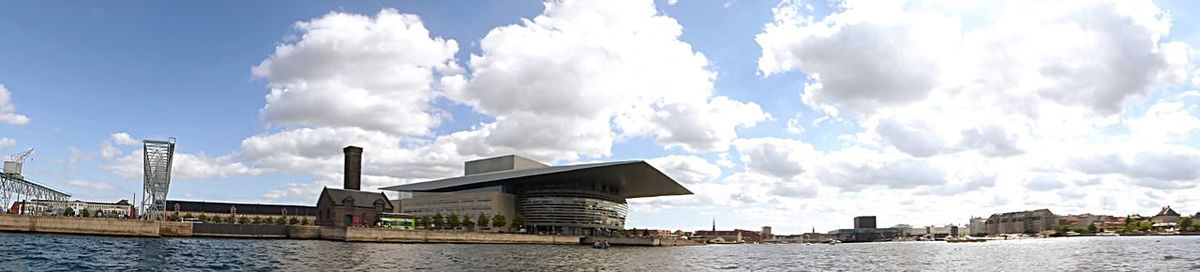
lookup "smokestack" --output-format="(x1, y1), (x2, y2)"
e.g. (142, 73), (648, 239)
(343, 146), (362, 190)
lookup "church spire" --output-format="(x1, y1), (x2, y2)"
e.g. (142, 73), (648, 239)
(712, 218), (716, 232)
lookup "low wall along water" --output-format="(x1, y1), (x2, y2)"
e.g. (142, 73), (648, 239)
(0, 214), (159, 237)
(0, 213), (675, 246)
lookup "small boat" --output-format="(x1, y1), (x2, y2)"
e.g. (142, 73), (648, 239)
(592, 241), (610, 249)
(824, 239), (841, 245)
(1096, 232), (1119, 237)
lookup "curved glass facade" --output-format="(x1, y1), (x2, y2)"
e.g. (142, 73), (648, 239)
(516, 190), (628, 230)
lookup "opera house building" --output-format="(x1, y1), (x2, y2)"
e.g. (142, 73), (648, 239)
(382, 155), (692, 235)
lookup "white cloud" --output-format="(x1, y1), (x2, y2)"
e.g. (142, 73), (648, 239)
(67, 180), (115, 191)
(0, 138), (14, 149)
(785, 116), (804, 134)
(0, 84), (30, 125)
(99, 132), (139, 159)
(647, 155), (721, 184)
(251, 9), (459, 136)
(758, 0), (1189, 161)
(107, 150), (261, 180)
(1127, 101), (1200, 143)
(444, 0), (767, 160)
(110, 133), (139, 146)
(733, 137), (818, 179)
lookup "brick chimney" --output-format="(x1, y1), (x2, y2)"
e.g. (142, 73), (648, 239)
(343, 146), (363, 190)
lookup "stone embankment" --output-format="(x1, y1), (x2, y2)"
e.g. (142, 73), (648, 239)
(0, 213), (159, 237)
(0, 213), (594, 245)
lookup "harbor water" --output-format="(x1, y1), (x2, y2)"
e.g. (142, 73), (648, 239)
(1, 233), (1197, 271)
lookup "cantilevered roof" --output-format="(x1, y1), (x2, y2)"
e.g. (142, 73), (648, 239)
(380, 161), (693, 199)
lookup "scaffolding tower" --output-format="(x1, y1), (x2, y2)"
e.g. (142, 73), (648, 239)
(141, 139), (175, 221)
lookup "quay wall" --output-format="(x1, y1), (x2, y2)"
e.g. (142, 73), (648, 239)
(342, 228), (580, 245)
(287, 225), (321, 239)
(582, 236), (704, 246)
(0, 213), (159, 237)
(191, 223), (288, 238)
(159, 222), (194, 237)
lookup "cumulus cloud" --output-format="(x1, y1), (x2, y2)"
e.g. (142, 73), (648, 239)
(733, 137), (818, 179)
(0, 84), (30, 125)
(758, 0), (1188, 163)
(251, 9), (459, 136)
(0, 138), (14, 149)
(444, 0), (767, 160)
(107, 150), (262, 180)
(647, 155), (722, 184)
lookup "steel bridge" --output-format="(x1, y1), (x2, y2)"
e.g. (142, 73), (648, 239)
(0, 173), (71, 210)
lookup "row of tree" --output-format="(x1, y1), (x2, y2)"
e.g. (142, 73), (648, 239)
(414, 212), (525, 230)
(59, 207), (125, 218)
(170, 213), (311, 225)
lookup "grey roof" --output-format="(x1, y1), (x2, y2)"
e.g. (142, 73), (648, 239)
(381, 161), (693, 199)
(1156, 206), (1180, 217)
(321, 188), (393, 209)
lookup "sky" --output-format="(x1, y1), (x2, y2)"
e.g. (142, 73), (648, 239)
(2, 0), (1200, 234)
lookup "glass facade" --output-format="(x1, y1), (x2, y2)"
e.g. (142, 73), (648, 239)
(516, 192), (628, 230)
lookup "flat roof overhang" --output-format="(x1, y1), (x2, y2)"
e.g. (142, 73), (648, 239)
(380, 161), (693, 199)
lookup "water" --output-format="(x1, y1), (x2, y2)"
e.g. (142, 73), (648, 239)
(1, 233), (1198, 271)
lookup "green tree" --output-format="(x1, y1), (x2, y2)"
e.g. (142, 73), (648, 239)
(462, 217), (474, 229)
(477, 213), (489, 229)
(513, 214), (525, 230)
(1086, 223), (1097, 234)
(275, 217), (287, 225)
(183, 213), (194, 220)
(492, 214), (507, 229)
(289, 217), (300, 225)
(197, 214), (209, 222)
(1179, 217), (1193, 231)
(62, 207), (75, 217)
(1126, 221), (1139, 232)
(252, 216), (262, 224)
(238, 216), (251, 224)
(80, 208), (91, 218)
(448, 213), (461, 228)
(301, 217), (310, 225)
(167, 212), (180, 221)
(226, 215), (236, 223)
(432, 213), (445, 229)
(415, 216), (426, 228)
(1139, 220), (1153, 231)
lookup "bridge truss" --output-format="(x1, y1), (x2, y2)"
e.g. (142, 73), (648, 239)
(0, 173), (71, 210)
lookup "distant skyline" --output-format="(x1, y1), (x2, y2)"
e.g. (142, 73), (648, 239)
(2, 0), (1200, 234)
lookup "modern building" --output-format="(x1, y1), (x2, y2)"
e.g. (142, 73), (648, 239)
(985, 209), (1058, 235)
(383, 155), (692, 235)
(854, 216), (877, 229)
(831, 228), (904, 242)
(12, 199), (136, 219)
(833, 216), (902, 242)
(165, 200), (317, 222)
(315, 146), (393, 227)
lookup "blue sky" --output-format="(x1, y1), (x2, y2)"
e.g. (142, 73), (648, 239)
(2, 0), (1199, 234)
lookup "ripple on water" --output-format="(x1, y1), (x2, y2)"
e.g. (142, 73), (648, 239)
(2, 234), (1199, 271)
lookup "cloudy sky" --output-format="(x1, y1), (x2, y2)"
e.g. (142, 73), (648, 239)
(2, 0), (1200, 234)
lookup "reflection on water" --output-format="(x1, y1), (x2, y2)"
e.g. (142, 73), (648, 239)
(1, 233), (1198, 271)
